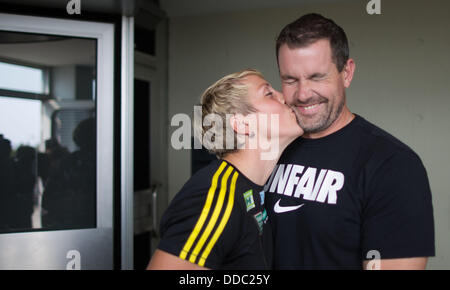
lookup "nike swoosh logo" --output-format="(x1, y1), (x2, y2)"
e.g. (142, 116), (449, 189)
(274, 198), (304, 213)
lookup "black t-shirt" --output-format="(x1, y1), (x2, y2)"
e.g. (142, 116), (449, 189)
(265, 114), (435, 269)
(158, 159), (273, 270)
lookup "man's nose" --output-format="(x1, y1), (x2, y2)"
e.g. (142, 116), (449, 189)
(296, 82), (311, 102)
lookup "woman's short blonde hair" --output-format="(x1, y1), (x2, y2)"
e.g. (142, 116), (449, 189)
(194, 69), (264, 158)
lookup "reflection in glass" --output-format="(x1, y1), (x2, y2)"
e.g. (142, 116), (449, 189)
(0, 61), (44, 94)
(41, 116), (96, 229)
(0, 97), (41, 148)
(0, 31), (97, 233)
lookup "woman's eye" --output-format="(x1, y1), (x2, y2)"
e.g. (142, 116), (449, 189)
(265, 92), (273, 97)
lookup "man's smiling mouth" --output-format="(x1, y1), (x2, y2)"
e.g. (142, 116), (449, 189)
(296, 102), (325, 115)
(302, 104), (320, 110)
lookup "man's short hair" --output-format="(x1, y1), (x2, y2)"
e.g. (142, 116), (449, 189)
(194, 69), (262, 158)
(276, 13), (349, 72)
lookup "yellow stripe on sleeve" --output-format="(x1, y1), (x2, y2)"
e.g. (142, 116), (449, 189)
(188, 165), (234, 264)
(179, 161), (227, 260)
(198, 171), (238, 267)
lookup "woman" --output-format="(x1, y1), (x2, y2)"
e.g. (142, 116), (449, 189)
(148, 69), (303, 269)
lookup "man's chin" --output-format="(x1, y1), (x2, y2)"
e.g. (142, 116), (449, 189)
(301, 126), (327, 135)
(297, 117), (330, 134)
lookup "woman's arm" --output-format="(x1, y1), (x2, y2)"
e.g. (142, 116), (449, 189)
(363, 257), (428, 270)
(147, 249), (210, 270)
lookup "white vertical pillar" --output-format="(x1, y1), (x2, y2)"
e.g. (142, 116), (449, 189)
(121, 15), (134, 270)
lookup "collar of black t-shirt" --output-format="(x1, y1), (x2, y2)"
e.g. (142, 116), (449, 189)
(295, 113), (362, 147)
(219, 159), (265, 190)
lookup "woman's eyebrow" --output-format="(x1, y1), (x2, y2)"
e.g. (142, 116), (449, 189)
(258, 82), (270, 91)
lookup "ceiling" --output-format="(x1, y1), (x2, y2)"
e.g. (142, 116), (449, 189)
(159, 0), (359, 17)
(0, 0), (359, 18)
(0, 35), (96, 67)
(0, 0), (360, 66)
(0, 0), (137, 15)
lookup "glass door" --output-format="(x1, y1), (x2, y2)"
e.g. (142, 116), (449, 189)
(0, 13), (114, 269)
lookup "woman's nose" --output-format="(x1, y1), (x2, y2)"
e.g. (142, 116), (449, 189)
(275, 90), (286, 104)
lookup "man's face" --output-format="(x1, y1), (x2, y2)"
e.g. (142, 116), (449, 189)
(278, 39), (349, 135)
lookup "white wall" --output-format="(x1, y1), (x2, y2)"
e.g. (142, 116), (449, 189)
(166, 0), (450, 269)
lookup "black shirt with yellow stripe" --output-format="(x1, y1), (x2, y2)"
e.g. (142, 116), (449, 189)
(158, 159), (273, 269)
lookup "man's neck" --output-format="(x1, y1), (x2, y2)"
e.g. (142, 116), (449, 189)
(302, 107), (354, 139)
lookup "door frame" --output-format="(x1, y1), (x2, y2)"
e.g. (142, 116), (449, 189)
(134, 61), (160, 255)
(0, 12), (114, 269)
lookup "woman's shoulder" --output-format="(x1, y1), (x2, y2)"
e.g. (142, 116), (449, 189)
(171, 159), (253, 213)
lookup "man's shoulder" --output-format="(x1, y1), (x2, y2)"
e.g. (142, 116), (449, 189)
(281, 115), (423, 168)
(346, 116), (427, 178)
(353, 115), (419, 158)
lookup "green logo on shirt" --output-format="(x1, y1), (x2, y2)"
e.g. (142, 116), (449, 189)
(254, 209), (267, 234)
(243, 189), (255, 211)
(254, 211), (264, 234)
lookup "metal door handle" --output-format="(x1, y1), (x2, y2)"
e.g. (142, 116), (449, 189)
(150, 183), (161, 238)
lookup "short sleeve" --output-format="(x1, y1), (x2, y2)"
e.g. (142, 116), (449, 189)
(157, 185), (239, 269)
(361, 150), (435, 259)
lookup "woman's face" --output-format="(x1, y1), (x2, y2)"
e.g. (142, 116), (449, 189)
(242, 74), (303, 143)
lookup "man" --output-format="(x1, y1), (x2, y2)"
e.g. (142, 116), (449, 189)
(265, 13), (435, 269)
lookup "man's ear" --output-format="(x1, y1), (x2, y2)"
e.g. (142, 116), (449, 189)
(342, 58), (355, 88)
(229, 114), (251, 136)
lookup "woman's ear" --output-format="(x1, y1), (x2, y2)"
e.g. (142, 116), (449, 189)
(229, 114), (252, 136)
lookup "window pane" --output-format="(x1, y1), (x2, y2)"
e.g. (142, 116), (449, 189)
(0, 32), (97, 233)
(0, 96), (42, 232)
(0, 62), (44, 94)
(52, 109), (95, 153)
(0, 96), (41, 149)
